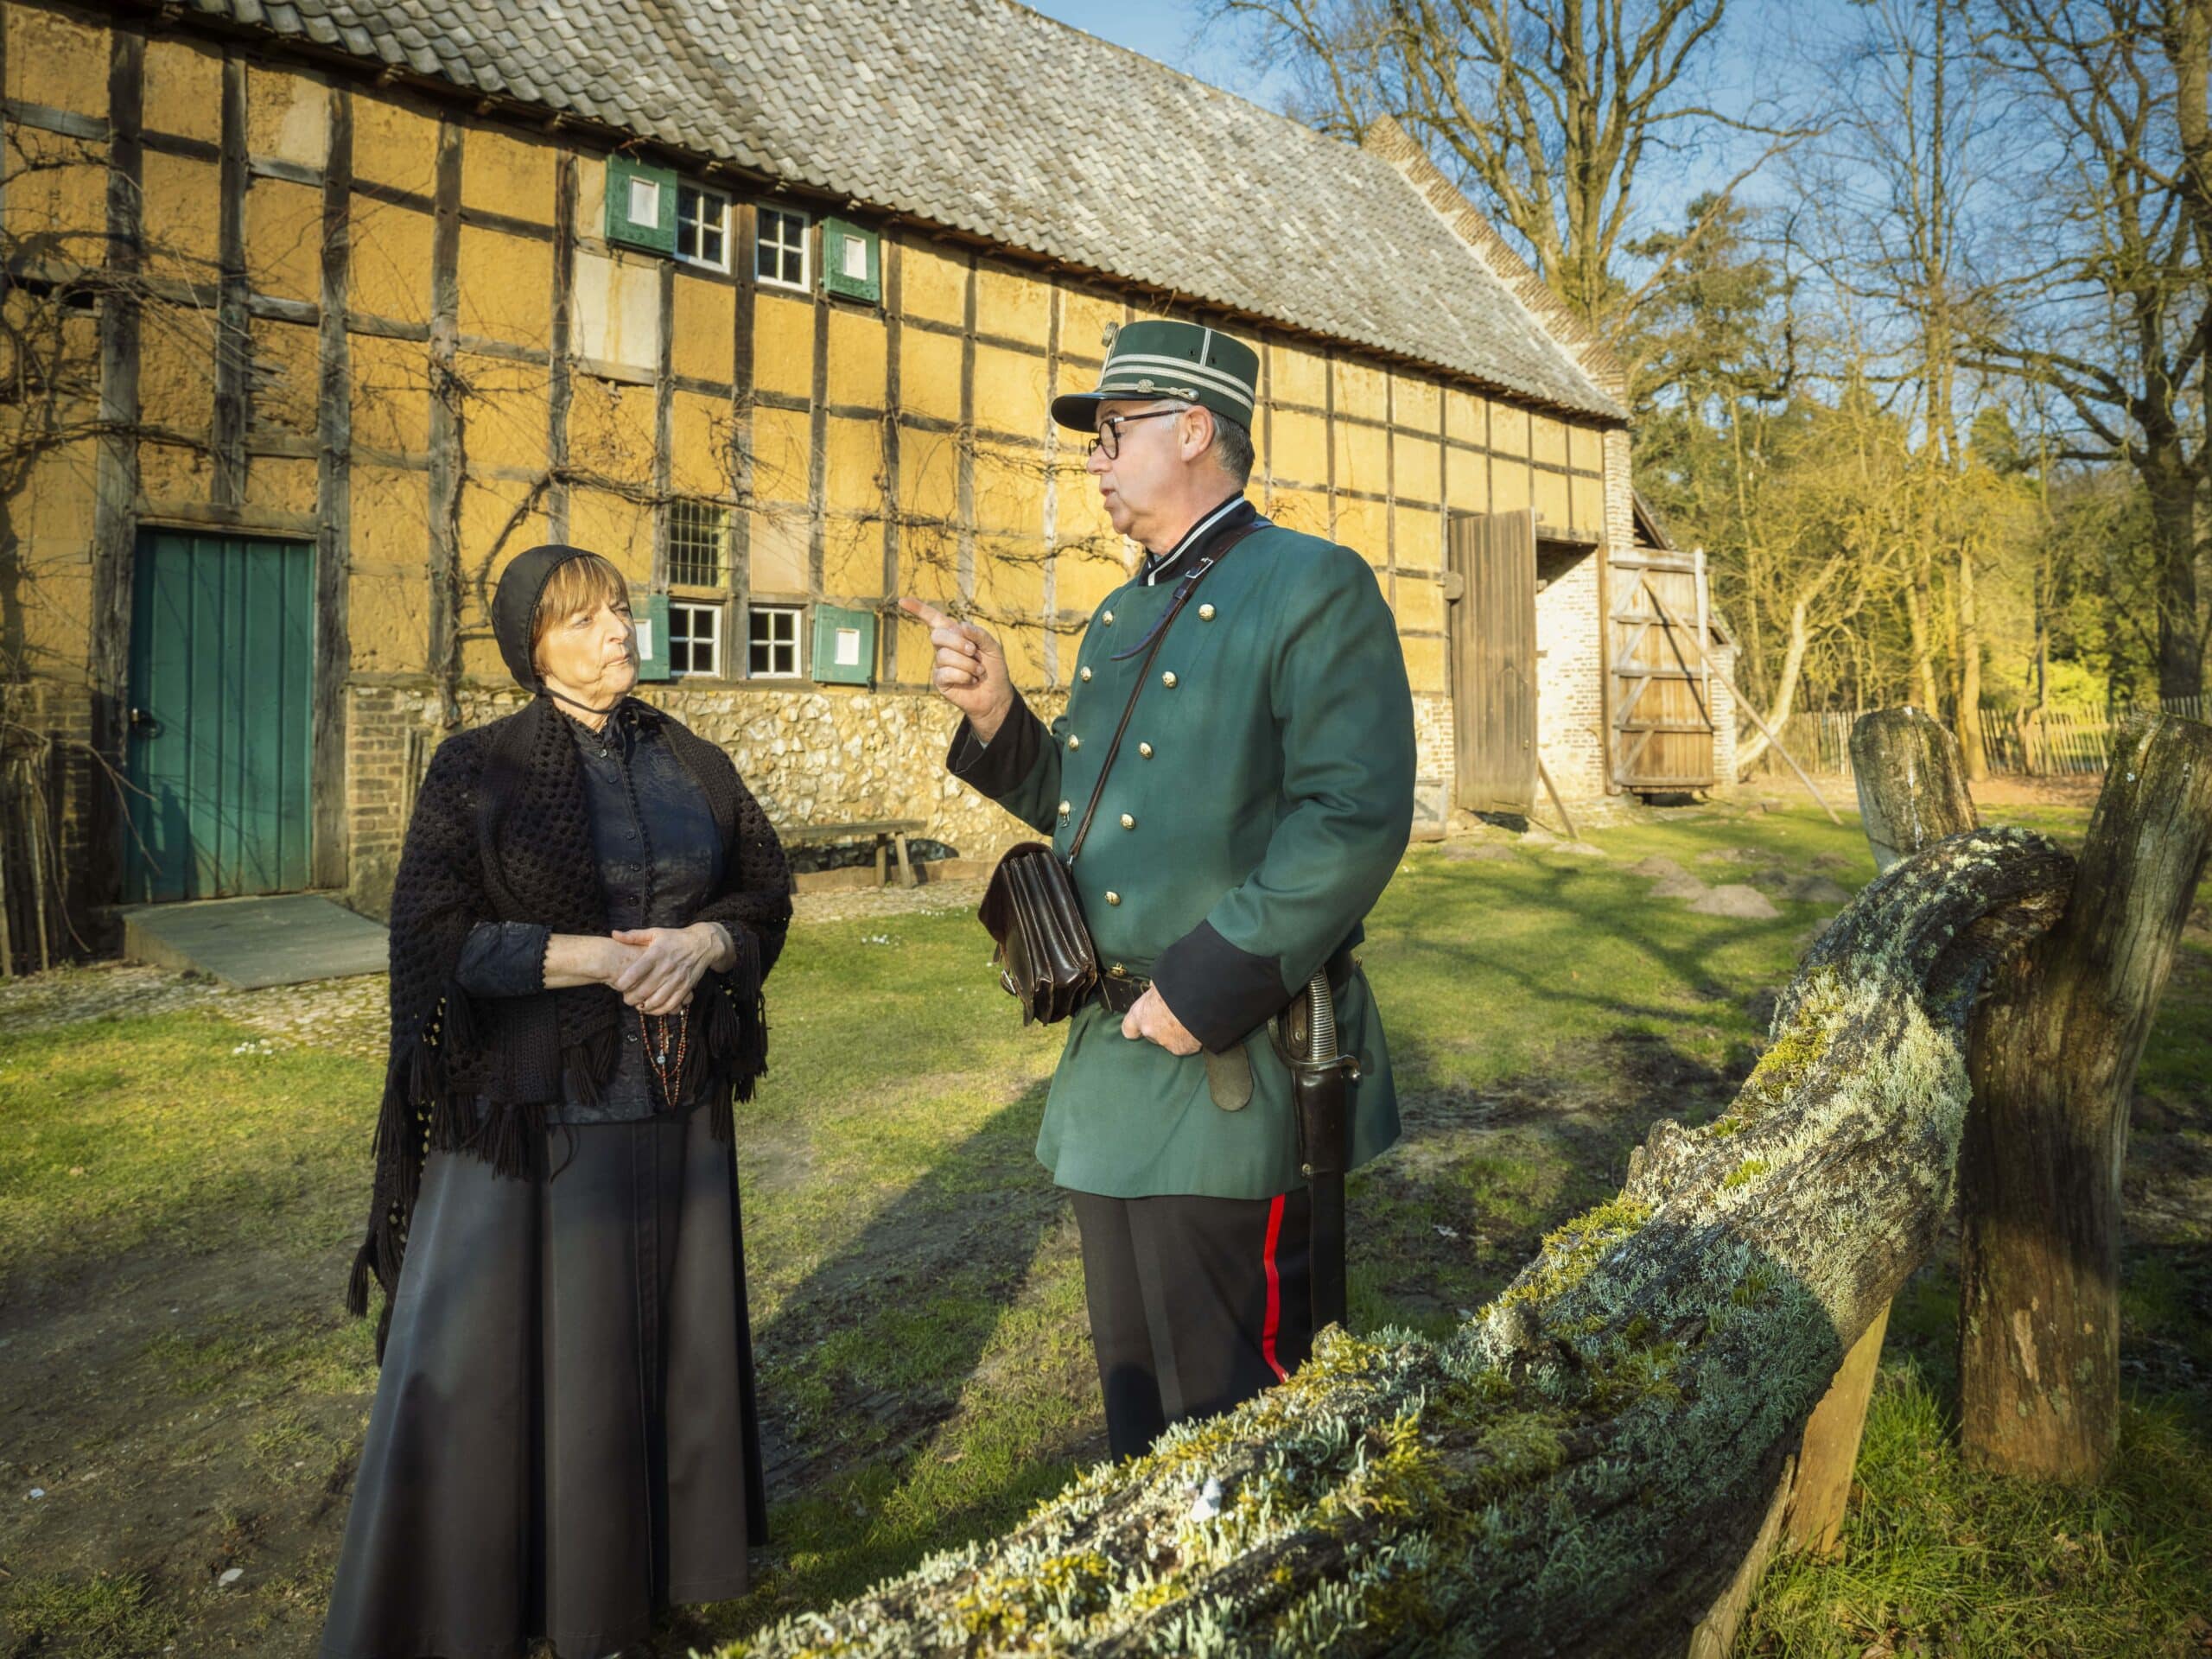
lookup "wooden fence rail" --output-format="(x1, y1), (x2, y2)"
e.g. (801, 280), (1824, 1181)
(1746, 697), (2202, 783)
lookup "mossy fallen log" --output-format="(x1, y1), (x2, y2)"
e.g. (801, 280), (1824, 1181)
(729, 828), (2074, 1659)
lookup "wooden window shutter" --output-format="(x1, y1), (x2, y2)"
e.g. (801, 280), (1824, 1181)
(820, 217), (881, 303)
(606, 156), (679, 255)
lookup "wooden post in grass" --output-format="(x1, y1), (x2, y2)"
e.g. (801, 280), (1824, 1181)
(1688, 707), (1982, 1656)
(1961, 714), (2212, 1481)
(1801, 711), (1978, 1536)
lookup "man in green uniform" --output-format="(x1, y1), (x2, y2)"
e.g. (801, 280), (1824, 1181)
(899, 320), (1414, 1459)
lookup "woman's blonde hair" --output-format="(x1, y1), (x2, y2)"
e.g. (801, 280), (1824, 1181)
(530, 552), (630, 673)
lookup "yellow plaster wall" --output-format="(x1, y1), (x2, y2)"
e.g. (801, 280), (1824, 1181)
(1393, 505), (1445, 571)
(898, 429), (957, 524)
(143, 36), (223, 143)
(250, 318), (320, 439)
(671, 274), (734, 384)
(1269, 407), (1327, 488)
(669, 390), (732, 498)
(899, 242), (966, 325)
(1392, 375), (1441, 433)
(456, 226), (553, 350)
(567, 375), (656, 486)
(138, 438), (213, 503)
(975, 261), (1049, 348)
(752, 295), (813, 398)
(1332, 420), (1388, 502)
(973, 341), (1048, 438)
(6, 4), (105, 112)
(139, 149), (221, 285)
(350, 466), (431, 673)
(1332, 358), (1387, 424)
(245, 65), (328, 169)
(460, 124), (555, 226)
(1060, 288), (1121, 364)
(1393, 432), (1440, 506)
(821, 518), (882, 600)
(825, 306), (886, 409)
(138, 306), (213, 436)
(568, 487), (652, 585)
(244, 454), (317, 518)
(454, 353), (550, 475)
(1446, 390), (1485, 446)
(245, 176), (324, 304)
(748, 404), (810, 505)
(350, 199), (434, 325)
(349, 331), (430, 456)
(1402, 634), (1446, 696)
(823, 415), (881, 517)
(350, 91), (440, 199)
(1533, 466), (1570, 531)
(896, 327), (962, 425)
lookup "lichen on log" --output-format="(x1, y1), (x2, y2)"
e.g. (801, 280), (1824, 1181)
(727, 829), (2074, 1659)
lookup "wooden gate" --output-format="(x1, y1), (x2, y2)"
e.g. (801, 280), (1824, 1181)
(124, 531), (316, 902)
(1611, 543), (1716, 791)
(1446, 509), (1536, 814)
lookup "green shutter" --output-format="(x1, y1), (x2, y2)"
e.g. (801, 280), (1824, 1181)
(810, 603), (876, 685)
(606, 156), (678, 254)
(634, 590), (671, 682)
(820, 217), (881, 303)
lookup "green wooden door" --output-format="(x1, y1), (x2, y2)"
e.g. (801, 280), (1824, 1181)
(124, 531), (315, 902)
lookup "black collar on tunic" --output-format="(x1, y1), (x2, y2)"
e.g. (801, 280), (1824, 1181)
(1139, 494), (1255, 587)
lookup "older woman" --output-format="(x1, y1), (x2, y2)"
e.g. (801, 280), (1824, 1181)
(322, 544), (791, 1659)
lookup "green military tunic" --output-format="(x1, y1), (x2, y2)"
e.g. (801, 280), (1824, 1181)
(950, 499), (1417, 1201)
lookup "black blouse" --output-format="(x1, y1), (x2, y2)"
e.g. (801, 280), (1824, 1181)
(454, 702), (726, 1123)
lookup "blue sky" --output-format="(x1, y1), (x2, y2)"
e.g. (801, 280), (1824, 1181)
(1014, 0), (1817, 248)
(1020, 1), (1300, 111)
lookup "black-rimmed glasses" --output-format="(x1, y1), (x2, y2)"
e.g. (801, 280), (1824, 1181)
(1087, 408), (1185, 460)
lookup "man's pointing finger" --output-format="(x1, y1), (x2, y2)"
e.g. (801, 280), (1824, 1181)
(898, 595), (950, 631)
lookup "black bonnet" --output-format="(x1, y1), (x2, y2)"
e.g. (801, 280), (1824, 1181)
(490, 543), (594, 690)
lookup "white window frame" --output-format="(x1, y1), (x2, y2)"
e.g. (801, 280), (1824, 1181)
(747, 603), (803, 680)
(668, 600), (724, 678)
(675, 183), (732, 273)
(755, 206), (810, 294)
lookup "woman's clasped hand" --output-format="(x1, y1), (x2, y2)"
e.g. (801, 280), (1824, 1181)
(608, 922), (735, 1016)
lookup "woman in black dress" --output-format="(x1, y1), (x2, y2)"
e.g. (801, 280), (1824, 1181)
(323, 545), (791, 1659)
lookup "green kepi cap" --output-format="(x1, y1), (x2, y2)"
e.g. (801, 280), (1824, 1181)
(1051, 319), (1259, 435)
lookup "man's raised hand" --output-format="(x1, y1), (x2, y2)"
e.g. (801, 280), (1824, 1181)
(899, 596), (1014, 741)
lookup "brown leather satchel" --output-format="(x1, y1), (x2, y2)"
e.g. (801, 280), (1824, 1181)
(978, 522), (1258, 1024)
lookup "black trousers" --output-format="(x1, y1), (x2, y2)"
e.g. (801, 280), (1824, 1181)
(1069, 1187), (1314, 1460)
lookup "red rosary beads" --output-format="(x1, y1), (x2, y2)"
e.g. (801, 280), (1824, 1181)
(641, 1006), (690, 1109)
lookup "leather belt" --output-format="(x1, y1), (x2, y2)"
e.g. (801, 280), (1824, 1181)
(1090, 945), (1359, 1023)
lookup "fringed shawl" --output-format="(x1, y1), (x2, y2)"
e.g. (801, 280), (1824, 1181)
(346, 693), (791, 1353)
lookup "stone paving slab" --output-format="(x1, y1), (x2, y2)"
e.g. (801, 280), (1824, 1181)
(118, 894), (389, 989)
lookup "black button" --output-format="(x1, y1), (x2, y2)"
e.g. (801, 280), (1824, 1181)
(625, 1031), (639, 1045)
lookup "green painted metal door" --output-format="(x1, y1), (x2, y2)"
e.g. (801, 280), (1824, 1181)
(124, 531), (315, 902)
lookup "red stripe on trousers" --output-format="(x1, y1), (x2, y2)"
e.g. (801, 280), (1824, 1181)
(1260, 1192), (1288, 1382)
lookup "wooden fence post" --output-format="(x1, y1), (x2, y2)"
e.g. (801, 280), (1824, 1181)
(1961, 714), (2212, 1479)
(1688, 707), (1979, 1656)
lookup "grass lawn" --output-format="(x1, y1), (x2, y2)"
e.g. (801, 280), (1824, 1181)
(1, 797), (2206, 1657)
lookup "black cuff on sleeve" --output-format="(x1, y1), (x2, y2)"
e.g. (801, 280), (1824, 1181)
(1151, 921), (1288, 1053)
(946, 693), (1042, 798)
(454, 919), (550, 998)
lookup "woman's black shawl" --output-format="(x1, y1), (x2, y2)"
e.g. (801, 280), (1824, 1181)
(346, 693), (792, 1351)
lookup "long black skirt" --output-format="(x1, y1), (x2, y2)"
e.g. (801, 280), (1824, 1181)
(321, 1104), (766, 1659)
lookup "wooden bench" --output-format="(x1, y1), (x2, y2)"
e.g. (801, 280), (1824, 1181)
(779, 818), (927, 888)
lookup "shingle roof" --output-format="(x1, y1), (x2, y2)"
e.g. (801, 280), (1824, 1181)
(183, 0), (1627, 422)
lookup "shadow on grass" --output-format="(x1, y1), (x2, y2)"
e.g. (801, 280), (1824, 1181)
(749, 1078), (1065, 1490)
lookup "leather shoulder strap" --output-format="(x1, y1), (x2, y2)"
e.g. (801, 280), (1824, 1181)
(1065, 520), (1261, 864)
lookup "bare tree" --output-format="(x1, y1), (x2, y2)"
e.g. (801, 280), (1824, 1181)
(1209, 0), (1811, 372)
(1968, 0), (2210, 702)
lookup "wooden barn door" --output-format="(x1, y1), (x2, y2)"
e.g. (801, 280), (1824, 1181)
(124, 531), (316, 902)
(1446, 508), (1537, 814)
(1611, 546), (1717, 791)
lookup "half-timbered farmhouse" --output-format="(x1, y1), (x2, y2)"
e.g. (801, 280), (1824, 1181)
(0, 0), (1732, 957)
